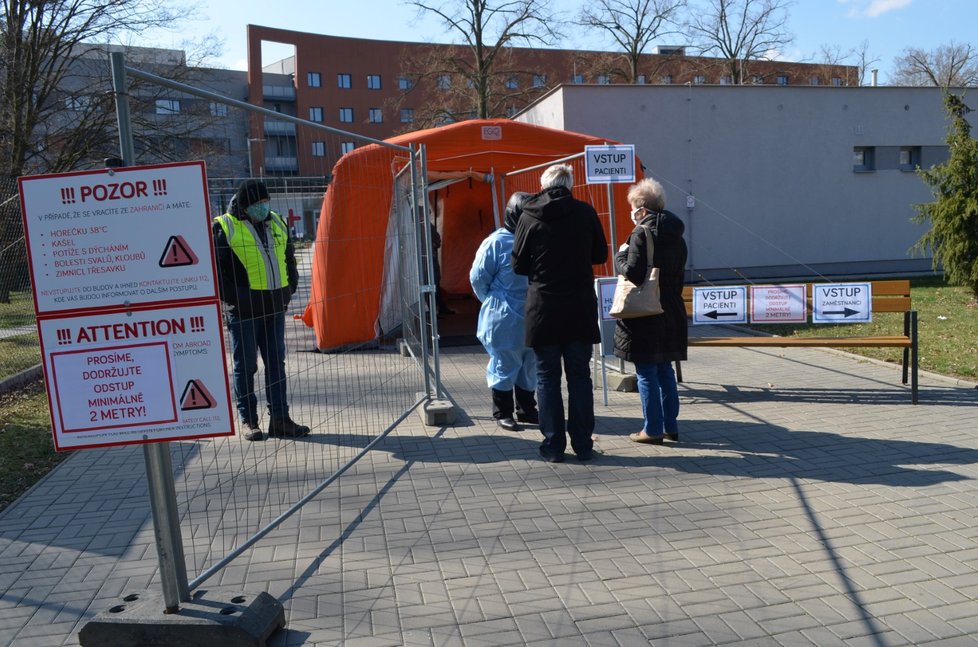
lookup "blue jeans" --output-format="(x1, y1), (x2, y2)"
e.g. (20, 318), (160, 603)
(227, 311), (288, 423)
(634, 361), (679, 437)
(535, 341), (594, 456)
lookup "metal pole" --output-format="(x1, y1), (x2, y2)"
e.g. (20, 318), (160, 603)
(409, 144), (432, 400)
(607, 183), (625, 374)
(110, 51), (190, 612)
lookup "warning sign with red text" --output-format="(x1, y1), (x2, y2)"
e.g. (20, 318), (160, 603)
(38, 302), (233, 450)
(19, 161), (218, 315)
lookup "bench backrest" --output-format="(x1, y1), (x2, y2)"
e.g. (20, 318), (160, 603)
(681, 279), (912, 317)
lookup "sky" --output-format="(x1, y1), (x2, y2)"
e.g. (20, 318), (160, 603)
(143, 0), (978, 85)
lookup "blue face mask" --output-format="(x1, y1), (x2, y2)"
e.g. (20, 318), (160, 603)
(246, 202), (271, 222)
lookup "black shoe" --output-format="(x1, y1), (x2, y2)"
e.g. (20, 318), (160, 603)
(576, 450), (594, 462)
(497, 417), (520, 431)
(268, 417), (311, 438)
(539, 447), (565, 463)
(665, 431), (679, 442)
(516, 411), (539, 425)
(242, 421), (264, 442)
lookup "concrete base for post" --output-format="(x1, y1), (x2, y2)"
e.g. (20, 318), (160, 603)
(604, 372), (638, 392)
(79, 588), (284, 647)
(423, 398), (456, 426)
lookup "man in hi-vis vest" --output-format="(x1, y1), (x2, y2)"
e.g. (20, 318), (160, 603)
(213, 179), (310, 441)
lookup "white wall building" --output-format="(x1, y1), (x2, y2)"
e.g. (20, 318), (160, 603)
(516, 85), (974, 282)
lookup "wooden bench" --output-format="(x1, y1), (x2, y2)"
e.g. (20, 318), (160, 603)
(678, 279), (919, 403)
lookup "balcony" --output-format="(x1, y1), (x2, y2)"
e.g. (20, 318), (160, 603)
(264, 119), (296, 136)
(264, 156), (298, 173)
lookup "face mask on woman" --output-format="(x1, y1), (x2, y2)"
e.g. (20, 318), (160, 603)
(246, 201), (271, 222)
(630, 206), (645, 224)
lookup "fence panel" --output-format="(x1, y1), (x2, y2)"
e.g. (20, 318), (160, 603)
(111, 66), (432, 586)
(0, 176), (40, 388)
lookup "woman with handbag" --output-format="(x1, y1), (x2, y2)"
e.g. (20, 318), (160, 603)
(614, 178), (688, 445)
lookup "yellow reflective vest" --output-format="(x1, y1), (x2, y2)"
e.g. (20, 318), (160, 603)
(213, 211), (290, 291)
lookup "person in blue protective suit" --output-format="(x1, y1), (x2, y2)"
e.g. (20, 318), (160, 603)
(469, 192), (539, 431)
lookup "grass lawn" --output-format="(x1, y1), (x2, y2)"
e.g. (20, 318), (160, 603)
(0, 379), (67, 513)
(744, 275), (978, 381)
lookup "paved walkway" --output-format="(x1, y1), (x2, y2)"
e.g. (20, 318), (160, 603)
(3, 337), (978, 646)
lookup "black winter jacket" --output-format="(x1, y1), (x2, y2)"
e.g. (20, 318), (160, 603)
(512, 186), (608, 347)
(613, 210), (688, 364)
(212, 205), (298, 320)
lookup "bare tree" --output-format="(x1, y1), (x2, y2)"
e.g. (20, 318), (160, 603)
(892, 42), (978, 88)
(0, 0), (203, 301)
(810, 39), (877, 86)
(686, 0), (794, 84)
(405, 0), (559, 122)
(577, 0), (687, 83)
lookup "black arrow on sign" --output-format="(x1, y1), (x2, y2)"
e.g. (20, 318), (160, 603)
(704, 310), (740, 319)
(822, 307), (859, 317)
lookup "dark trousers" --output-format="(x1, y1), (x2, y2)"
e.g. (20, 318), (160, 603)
(491, 387), (537, 420)
(227, 311), (288, 423)
(534, 341), (594, 456)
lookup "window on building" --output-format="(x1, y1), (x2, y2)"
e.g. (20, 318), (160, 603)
(809, 76), (820, 86)
(398, 76), (414, 90)
(693, 75), (706, 84)
(506, 76), (519, 89)
(337, 73), (352, 89)
(307, 72), (321, 87)
(341, 142), (355, 154)
(339, 107), (353, 123)
(506, 106), (518, 117)
(65, 95), (90, 111)
(719, 76), (732, 85)
(752, 75), (764, 84)
(209, 102), (228, 117)
(367, 74), (382, 89)
(899, 146), (921, 171)
(661, 74), (673, 84)
(311, 141), (325, 157)
(309, 106), (323, 122)
(832, 77), (843, 87)
(532, 74), (547, 88)
(400, 108), (414, 123)
(155, 99), (180, 115)
(570, 73), (584, 84)
(776, 75), (789, 85)
(597, 74), (610, 85)
(368, 108), (383, 123)
(636, 74), (647, 84)
(853, 146), (875, 172)
(437, 75), (451, 90)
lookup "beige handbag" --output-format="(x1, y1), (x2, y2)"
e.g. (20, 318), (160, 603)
(609, 225), (664, 319)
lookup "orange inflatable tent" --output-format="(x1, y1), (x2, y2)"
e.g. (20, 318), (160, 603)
(302, 119), (643, 350)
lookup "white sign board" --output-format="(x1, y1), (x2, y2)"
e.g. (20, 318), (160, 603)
(813, 282), (872, 324)
(596, 277), (619, 321)
(19, 161), (217, 315)
(38, 302), (234, 450)
(692, 286), (747, 325)
(585, 145), (636, 184)
(750, 284), (807, 323)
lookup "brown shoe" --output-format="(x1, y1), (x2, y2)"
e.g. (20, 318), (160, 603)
(629, 431), (664, 445)
(242, 421), (265, 441)
(268, 417), (311, 438)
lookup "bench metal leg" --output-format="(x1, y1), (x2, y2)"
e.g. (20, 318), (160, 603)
(902, 311), (910, 385)
(911, 310), (918, 405)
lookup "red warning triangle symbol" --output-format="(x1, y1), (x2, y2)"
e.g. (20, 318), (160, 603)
(159, 235), (199, 267)
(180, 379), (216, 410)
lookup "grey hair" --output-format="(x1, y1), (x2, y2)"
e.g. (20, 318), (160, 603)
(627, 177), (666, 211)
(540, 163), (574, 190)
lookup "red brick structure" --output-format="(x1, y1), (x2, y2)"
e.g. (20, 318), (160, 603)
(246, 25), (857, 176)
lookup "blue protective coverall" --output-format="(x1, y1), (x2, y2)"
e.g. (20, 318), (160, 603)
(469, 228), (537, 391)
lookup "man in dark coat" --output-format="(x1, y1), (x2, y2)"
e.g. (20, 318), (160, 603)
(512, 163), (608, 462)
